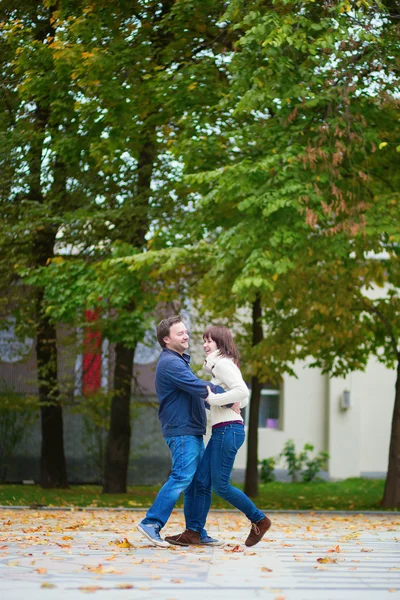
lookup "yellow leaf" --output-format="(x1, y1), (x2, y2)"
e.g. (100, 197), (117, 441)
(115, 537), (133, 548)
(317, 556), (337, 564)
(188, 82), (198, 90)
(378, 142), (388, 149)
(41, 583), (56, 589)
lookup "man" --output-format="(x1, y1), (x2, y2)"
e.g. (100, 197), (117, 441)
(137, 315), (232, 548)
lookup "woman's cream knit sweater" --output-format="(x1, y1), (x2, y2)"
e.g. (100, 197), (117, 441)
(204, 350), (249, 427)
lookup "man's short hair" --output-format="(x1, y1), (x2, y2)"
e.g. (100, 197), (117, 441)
(156, 315), (183, 348)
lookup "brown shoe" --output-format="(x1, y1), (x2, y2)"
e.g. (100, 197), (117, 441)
(245, 515), (271, 547)
(164, 529), (201, 546)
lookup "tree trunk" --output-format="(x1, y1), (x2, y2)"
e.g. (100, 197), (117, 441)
(382, 356), (400, 508)
(244, 295), (263, 498)
(102, 134), (156, 494)
(37, 290), (68, 488)
(103, 342), (136, 493)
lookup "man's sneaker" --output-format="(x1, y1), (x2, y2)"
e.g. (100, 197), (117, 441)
(245, 515), (272, 547)
(165, 529), (201, 546)
(137, 522), (169, 548)
(200, 534), (225, 547)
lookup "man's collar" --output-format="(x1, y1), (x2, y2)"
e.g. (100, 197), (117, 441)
(162, 347), (191, 364)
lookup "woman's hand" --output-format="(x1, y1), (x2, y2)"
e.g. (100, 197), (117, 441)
(231, 402), (241, 415)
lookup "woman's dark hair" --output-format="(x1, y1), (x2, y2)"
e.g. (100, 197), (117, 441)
(157, 315), (183, 348)
(203, 325), (240, 366)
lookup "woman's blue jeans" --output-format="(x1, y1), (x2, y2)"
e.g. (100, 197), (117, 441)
(187, 423), (265, 532)
(142, 434), (211, 533)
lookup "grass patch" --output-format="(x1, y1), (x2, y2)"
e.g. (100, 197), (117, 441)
(0, 478), (390, 511)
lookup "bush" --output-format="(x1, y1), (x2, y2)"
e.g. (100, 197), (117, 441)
(302, 450), (329, 483)
(280, 439), (329, 483)
(0, 384), (38, 482)
(259, 457), (276, 483)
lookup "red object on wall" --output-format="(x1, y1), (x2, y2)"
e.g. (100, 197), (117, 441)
(82, 309), (101, 395)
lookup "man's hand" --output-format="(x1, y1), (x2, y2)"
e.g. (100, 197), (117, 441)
(231, 402), (241, 415)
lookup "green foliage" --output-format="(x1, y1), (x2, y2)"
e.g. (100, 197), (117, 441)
(302, 450), (330, 484)
(259, 456), (276, 483)
(74, 391), (112, 485)
(280, 439), (329, 483)
(0, 383), (38, 482)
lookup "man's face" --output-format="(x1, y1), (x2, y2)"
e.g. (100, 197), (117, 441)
(163, 322), (189, 355)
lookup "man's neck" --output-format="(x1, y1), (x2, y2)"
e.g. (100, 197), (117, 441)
(165, 346), (184, 356)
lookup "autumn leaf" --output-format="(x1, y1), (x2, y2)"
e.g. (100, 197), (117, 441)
(317, 557), (338, 564)
(225, 545), (244, 553)
(41, 582), (56, 589)
(115, 538), (133, 548)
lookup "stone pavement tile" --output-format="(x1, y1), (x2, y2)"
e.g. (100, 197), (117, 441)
(0, 509), (399, 600)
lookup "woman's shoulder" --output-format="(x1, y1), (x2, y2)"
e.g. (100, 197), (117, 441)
(213, 355), (240, 372)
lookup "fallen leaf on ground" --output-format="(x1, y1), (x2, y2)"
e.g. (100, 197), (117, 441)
(225, 545), (243, 553)
(317, 557), (338, 564)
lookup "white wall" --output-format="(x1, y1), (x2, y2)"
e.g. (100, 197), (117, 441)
(357, 357), (396, 473)
(327, 374), (361, 479)
(232, 357), (396, 479)
(234, 361), (327, 469)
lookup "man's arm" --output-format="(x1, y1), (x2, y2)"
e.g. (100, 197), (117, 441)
(165, 360), (225, 399)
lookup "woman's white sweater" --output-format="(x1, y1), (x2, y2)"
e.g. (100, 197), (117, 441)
(204, 350), (249, 427)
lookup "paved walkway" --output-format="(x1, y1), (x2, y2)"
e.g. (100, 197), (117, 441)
(1, 509), (399, 599)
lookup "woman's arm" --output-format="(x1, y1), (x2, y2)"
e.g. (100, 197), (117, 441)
(206, 358), (249, 407)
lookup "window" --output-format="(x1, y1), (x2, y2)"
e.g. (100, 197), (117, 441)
(242, 382), (282, 430)
(259, 384), (280, 429)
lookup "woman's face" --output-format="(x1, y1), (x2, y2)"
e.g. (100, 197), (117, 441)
(203, 336), (218, 356)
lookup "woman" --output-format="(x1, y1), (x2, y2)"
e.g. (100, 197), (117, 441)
(166, 325), (271, 547)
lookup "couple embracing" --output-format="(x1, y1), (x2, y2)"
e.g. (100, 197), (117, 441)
(137, 315), (271, 548)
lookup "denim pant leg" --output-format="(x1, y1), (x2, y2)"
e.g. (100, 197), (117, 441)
(211, 425), (265, 523)
(142, 435), (203, 530)
(185, 438), (213, 533)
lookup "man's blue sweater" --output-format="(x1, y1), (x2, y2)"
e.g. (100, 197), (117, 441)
(155, 348), (225, 438)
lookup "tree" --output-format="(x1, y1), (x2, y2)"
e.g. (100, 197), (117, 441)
(15, 0), (237, 492)
(156, 0), (400, 499)
(0, 0), (83, 487)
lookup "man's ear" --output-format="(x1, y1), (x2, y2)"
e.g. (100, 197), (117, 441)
(163, 336), (170, 347)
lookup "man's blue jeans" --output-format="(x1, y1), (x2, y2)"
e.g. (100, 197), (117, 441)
(141, 434), (211, 533)
(187, 423), (265, 532)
